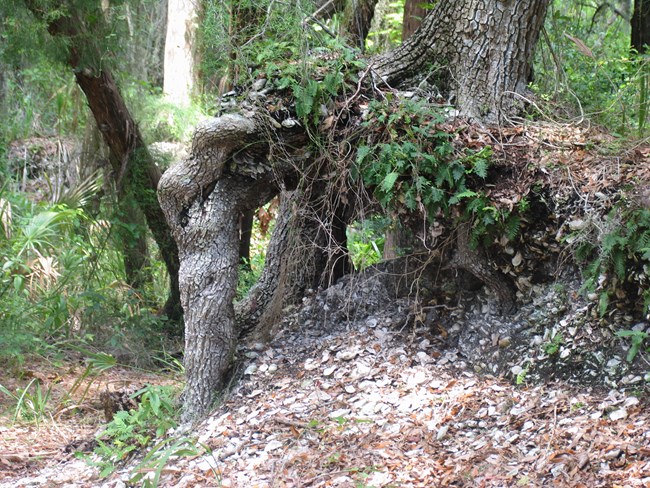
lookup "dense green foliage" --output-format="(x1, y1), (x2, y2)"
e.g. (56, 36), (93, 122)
(575, 205), (650, 317)
(0, 189), (175, 365)
(356, 99), (522, 246)
(533, 1), (648, 132)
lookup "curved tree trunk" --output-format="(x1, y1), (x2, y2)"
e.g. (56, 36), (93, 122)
(235, 187), (351, 341)
(158, 114), (304, 419)
(157, 0), (550, 420)
(373, 0), (550, 121)
(73, 71), (182, 322)
(26, 2), (183, 324)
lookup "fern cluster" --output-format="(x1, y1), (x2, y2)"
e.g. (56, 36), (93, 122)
(576, 206), (650, 317)
(356, 98), (523, 246)
(88, 385), (179, 478)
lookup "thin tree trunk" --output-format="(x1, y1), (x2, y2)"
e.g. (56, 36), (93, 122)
(401, 0), (426, 41)
(239, 209), (255, 268)
(119, 194), (152, 291)
(632, 0), (650, 54)
(163, 0), (197, 105)
(26, 3), (183, 323)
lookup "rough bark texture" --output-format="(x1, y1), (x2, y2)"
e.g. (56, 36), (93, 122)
(632, 0), (650, 54)
(26, 2), (183, 322)
(157, 0), (550, 420)
(451, 222), (515, 314)
(158, 114), (301, 419)
(373, 0), (550, 121)
(235, 187), (351, 341)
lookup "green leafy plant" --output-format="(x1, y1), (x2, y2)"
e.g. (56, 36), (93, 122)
(574, 206), (650, 317)
(616, 329), (649, 362)
(65, 346), (117, 405)
(0, 378), (52, 425)
(89, 384), (179, 477)
(347, 217), (389, 270)
(515, 365), (530, 385)
(542, 332), (563, 356)
(356, 99), (521, 245)
(129, 437), (205, 488)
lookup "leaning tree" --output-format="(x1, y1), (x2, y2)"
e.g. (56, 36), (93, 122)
(159, 0), (551, 420)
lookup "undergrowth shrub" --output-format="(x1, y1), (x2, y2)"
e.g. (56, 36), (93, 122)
(533, 2), (648, 133)
(573, 203), (650, 318)
(86, 384), (179, 478)
(0, 187), (175, 367)
(356, 99), (522, 246)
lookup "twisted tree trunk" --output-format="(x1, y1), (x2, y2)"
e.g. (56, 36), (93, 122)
(158, 114), (304, 419)
(158, 0), (550, 420)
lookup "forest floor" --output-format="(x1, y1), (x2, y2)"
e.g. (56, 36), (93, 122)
(1, 124), (650, 487)
(0, 313), (649, 488)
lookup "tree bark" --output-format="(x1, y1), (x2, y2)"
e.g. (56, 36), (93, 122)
(25, 3), (183, 323)
(235, 187), (351, 341)
(401, 0), (427, 41)
(373, 0), (550, 121)
(632, 0), (650, 54)
(163, 0), (197, 105)
(157, 0), (550, 420)
(158, 113), (304, 419)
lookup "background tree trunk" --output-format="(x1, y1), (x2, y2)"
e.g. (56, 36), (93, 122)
(632, 0), (650, 54)
(238, 209), (255, 268)
(163, 0), (198, 105)
(373, 0), (550, 121)
(24, 2), (184, 323)
(118, 193), (153, 291)
(401, 0), (426, 40)
(73, 70), (182, 321)
(344, 0), (379, 51)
